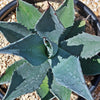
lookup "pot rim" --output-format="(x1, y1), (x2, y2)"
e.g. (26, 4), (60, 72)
(0, 0), (17, 21)
(74, 0), (100, 36)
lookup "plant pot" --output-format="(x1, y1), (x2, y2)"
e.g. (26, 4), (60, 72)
(0, 0), (100, 100)
(74, 1), (100, 99)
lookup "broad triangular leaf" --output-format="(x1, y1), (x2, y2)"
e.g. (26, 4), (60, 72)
(0, 59), (25, 84)
(56, 0), (75, 28)
(0, 22), (31, 43)
(3, 61), (50, 100)
(0, 34), (47, 66)
(51, 48), (93, 100)
(61, 32), (100, 59)
(35, 6), (64, 44)
(17, 0), (41, 29)
(80, 55), (100, 75)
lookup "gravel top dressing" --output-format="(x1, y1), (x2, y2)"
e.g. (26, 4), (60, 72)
(0, 0), (100, 100)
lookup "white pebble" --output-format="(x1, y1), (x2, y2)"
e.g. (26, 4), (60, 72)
(95, 0), (99, 2)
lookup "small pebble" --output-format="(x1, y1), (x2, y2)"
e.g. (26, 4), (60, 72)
(80, 0), (100, 16)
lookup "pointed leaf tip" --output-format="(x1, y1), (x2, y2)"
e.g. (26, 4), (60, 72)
(3, 61), (50, 100)
(65, 32), (100, 59)
(0, 22), (31, 43)
(0, 34), (47, 66)
(56, 0), (75, 28)
(17, 0), (41, 29)
(52, 48), (93, 100)
(35, 5), (64, 44)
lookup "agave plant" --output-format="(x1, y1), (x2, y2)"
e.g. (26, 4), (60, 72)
(0, 0), (100, 100)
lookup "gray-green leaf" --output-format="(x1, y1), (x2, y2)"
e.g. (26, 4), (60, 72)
(0, 22), (31, 43)
(51, 79), (71, 100)
(51, 48), (93, 100)
(17, 0), (41, 29)
(0, 59), (26, 84)
(56, 0), (75, 28)
(3, 61), (50, 100)
(35, 5), (64, 44)
(80, 55), (100, 75)
(61, 32), (100, 59)
(0, 34), (47, 66)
